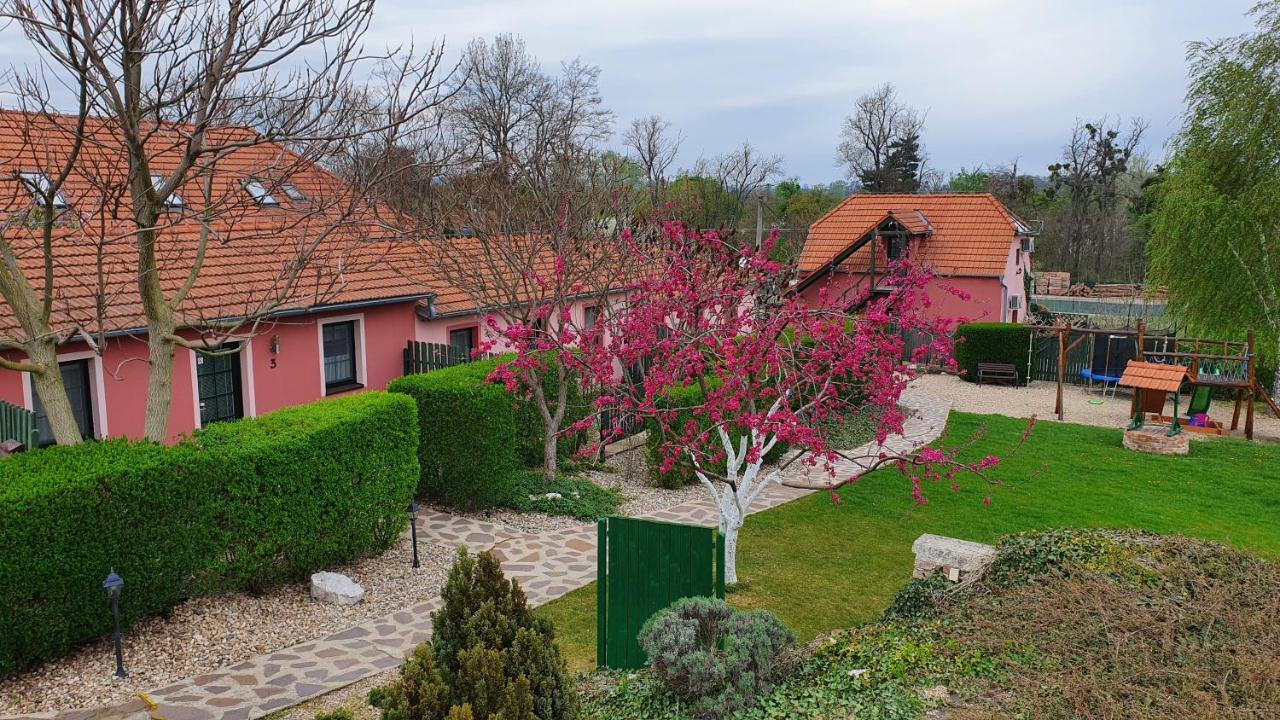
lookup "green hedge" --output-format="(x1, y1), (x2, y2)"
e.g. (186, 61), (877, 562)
(389, 362), (521, 508)
(389, 355), (589, 507)
(644, 380), (788, 489)
(953, 322), (1034, 384)
(0, 391), (418, 676)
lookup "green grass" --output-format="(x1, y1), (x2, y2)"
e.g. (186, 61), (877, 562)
(537, 411), (1280, 672)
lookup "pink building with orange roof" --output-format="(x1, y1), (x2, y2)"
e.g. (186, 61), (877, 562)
(793, 193), (1036, 326)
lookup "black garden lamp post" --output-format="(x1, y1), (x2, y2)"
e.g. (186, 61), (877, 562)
(407, 502), (420, 569)
(102, 570), (126, 678)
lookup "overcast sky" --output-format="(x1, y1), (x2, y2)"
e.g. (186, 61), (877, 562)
(366, 0), (1255, 184)
(0, 1), (1258, 185)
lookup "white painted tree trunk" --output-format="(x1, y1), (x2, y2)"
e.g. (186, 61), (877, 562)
(692, 404), (784, 586)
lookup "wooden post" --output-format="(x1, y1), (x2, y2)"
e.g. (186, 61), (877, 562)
(1232, 389), (1244, 430)
(1246, 330), (1256, 440)
(1055, 325), (1066, 421)
(1130, 318), (1145, 422)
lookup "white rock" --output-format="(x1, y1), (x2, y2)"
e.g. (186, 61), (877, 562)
(911, 533), (997, 581)
(544, 492), (563, 500)
(310, 571), (365, 605)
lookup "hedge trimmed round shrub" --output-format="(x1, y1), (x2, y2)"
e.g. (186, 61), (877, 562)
(953, 322), (1034, 384)
(389, 363), (521, 509)
(638, 596), (794, 719)
(0, 391), (418, 677)
(389, 355), (590, 507)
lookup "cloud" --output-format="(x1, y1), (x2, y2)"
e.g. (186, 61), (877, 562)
(0, 0), (1257, 183)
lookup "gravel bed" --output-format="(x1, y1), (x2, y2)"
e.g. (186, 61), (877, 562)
(593, 446), (707, 516)
(435, 447), (709, 535)
(0, 530), (452, 715)
(911, 373), (1280, 443)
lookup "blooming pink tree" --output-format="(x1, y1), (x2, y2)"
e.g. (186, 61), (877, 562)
(495, 222), (1016, 583)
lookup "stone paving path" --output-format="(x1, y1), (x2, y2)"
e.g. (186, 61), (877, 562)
(13, 389), (949, 720)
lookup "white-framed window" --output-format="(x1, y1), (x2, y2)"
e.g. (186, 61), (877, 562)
(189, 339), (255, 429)
(317, 314), (366, 395)
(151, 174), (184, 209)
(19, 171), (68, 210)
(23, 350), (107, 445)
(244, 179), (278, 206)
(281, 182), (307, 202)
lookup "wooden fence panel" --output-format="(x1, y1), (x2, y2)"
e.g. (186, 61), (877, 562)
(597, 515), (725, 670)
(1031, 331), (1093, 383)
(402, 341), (488, 375)
(0, 399), (37, 450)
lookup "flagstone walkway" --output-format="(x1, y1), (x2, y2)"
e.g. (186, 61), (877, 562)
(13, 388), (948, 720)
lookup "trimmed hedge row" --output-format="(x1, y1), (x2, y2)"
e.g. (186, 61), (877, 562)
(954, 322), (1034, 384)
(0, 391), (419, 676)
(388, 355), (589, 508)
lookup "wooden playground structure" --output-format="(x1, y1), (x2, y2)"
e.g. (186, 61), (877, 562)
(1037, 319), (1280, 440)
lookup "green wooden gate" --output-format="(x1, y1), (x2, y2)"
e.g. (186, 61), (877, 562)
(596, 515), (725, 670)
(0, 399), (37, 450)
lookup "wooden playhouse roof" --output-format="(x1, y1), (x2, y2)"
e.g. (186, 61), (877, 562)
(1118, 361), (1190, 392)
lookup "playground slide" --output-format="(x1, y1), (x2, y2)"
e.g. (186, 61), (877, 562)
(1259, 381), (1280, 418)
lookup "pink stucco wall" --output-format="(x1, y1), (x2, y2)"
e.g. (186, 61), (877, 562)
(415, 297), (614, 352)
(796, 271), (1011, 328)
(0, 300), (420, 444)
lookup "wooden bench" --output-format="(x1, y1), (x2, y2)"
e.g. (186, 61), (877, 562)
(976, 362), (1019, 386)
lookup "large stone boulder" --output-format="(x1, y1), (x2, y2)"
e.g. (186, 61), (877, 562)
(310, 571), (365, 605)
(911, 533), (997, 582)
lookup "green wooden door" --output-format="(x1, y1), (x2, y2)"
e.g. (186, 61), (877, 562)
(596, 516), (725, 670)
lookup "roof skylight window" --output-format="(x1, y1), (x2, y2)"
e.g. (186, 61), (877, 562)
(19, 171), (67, 210)
(281, 182), (307, 202)
(151, 174), (184, 208)
(244, 179), (278, 206)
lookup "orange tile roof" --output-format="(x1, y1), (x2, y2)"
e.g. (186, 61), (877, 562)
(0, 110), (429, 337)
(388, 234), (628, 318)
(798, 193), (1026, 277)
(1119, 361), (1190, 392)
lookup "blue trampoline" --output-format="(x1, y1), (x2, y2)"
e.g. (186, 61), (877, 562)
(1082, 334), (1135, 398)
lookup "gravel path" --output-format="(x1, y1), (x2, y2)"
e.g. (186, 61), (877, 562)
(0, 530), (452, 715)
(911, 373), (1280, 443)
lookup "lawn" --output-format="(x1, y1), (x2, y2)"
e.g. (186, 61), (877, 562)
(538, 411), (1280, 672)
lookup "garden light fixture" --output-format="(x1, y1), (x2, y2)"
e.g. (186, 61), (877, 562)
(102, 570), (126, 678)
(407, 502), (420, 569)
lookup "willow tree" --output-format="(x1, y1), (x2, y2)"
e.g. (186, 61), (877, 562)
(1147, 1), (1280, 404)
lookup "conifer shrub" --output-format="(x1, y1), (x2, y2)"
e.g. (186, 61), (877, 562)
(637, 596), (794, 719)
(371, 549), (578, 720)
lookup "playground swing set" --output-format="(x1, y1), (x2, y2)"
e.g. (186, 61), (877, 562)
(1038, 318), (1279, 440)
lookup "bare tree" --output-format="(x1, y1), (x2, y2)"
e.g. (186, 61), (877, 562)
(837, 82), (925, 192)
(624, 115), (682, 209)
(1045, 117), (1148, 280)
(1, 0), (455, 442)
(398, 36), (627, 483)
(674, 140), (783, 231)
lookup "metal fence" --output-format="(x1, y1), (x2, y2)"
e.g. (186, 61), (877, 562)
(596, 515), (725, 670)
(0, 399), (37, 450)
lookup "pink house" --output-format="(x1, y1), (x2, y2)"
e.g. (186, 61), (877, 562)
(0, 111), (605, 446)
(793, 193), (1036, 325)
